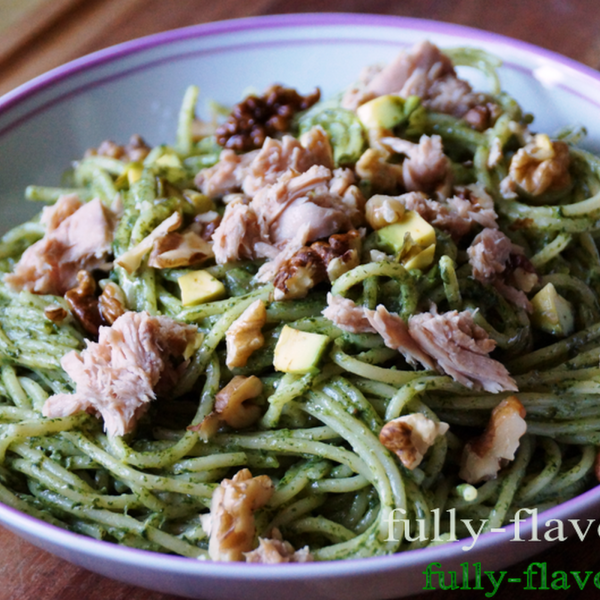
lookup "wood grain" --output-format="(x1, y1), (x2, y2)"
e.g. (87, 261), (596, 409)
(1, 0), (600, 598)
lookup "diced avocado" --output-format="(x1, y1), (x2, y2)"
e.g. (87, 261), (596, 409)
(378, 210), (436, 252)
(403, 243), (436, 271)
(357, 95), (405, 130)
(273, 325), (329, 374)
(531, 283), (575, 337)
(155, 152), (183, 168)
(127, 163), (143, 185)
(178, 270), (226, 306)
(377, 210), (436, 270)
(114, 162), (143, 189)
(183, 189), (216, 214)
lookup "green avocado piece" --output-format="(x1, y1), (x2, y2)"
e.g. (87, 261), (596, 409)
(273, 325), (330, 374)
(531, 283), (574, 337)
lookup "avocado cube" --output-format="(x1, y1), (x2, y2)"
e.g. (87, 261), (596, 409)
(178, 270), (226, 306)
(357, 95), (405, 130)
(273, 325), (329, 374)
(531, 283), (574, 337)
(377, 209), (436, 260)
(403, 243), (436, 271)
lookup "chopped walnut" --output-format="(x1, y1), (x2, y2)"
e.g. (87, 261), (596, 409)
(504, 134), (571, 197)
(44, 305), (68, 323)
(379, 413), (449, 470)
(202, 469), (274, 562)
(65, 270), (103, 336)
(356, 148), (404, 195)
(148, 226), (214, 269)
(459, 396), (527, 484)
(244, 528), (313, 563)
(225, 300), (267, 369)
(98, 281), (127, 325)
(273, 231), (362, 300)
(216, 85), (321, 151)
(116, 211), (182, 274)
(85, 134), (151, 162)
(213, 375), (263, 429)
(506, 253), (538, 293)
(273, 247), (326, 301)
(463, 102), (501, 132)
(365, 195), (406, 230)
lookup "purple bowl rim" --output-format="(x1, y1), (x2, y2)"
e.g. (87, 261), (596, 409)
(3, 12), (600, 114)
(0, 10), (599, 578)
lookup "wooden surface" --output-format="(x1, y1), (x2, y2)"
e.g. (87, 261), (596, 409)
(2, 1), (600, 598)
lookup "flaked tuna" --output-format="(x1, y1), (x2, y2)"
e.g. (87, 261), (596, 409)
(212, 165), (362, 268)
(408, 309), (518, 393)
(42, 311), (199, 437)
(6, 195), (115, 296)
(468, 228), (536, 312)
(343, 40), (492, 122)
(323, 295), (516, 393)
(195, 129), (333, 200)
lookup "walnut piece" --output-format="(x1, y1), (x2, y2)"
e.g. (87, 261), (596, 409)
(379, 413), (449, 470)
(214, 375), (263, 429)
(506, 134), (571, 197)
(85, 134), (151, 162)
(244, 528), (312, 563)
(225, 300), (267, 369)
(98, 281), (127, 325)
(148, 226), (214, 269)
(65, 270), (103, 336)
(459, 396), (527, 484)
(202, 469), (274, 562)
(365, 195), (406, 230)
(44, 305), (68, 323)
(273, 231), (362, 300)
(216, 85), (321, 151)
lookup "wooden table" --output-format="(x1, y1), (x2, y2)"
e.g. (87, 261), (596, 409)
(2, 0), (600, 598)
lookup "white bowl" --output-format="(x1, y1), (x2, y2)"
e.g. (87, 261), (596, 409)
(1, 13), (600, 600)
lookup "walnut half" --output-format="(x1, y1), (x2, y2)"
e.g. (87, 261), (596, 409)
(202, 469), (274, 562)
(504, 134), (571, 198)
(459, 396), (527, 484)
(379, 413), (449, 470)
(273, 230), (362, 300)
(225, 299), (267, 369)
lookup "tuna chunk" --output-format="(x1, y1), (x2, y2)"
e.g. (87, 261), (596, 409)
(468, 228), (535, 312)
(468, 228), (513, 283)
(407, 309), (517, 393)
(322, 295), (435, 369)
(212, 165), (362, 267)
(343, 40), (491, 120)
(323, 296), (515, 392)
(322, 293), (376, 334)
(194, 149), (258, 199)
(195, 129), (333, 200)
(42, 311), (199, 436)
(6, 195), (115, 296)
(365, 305), (436, 370)
(381, 135), (452, 198)
(388, 184), (498, 241)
